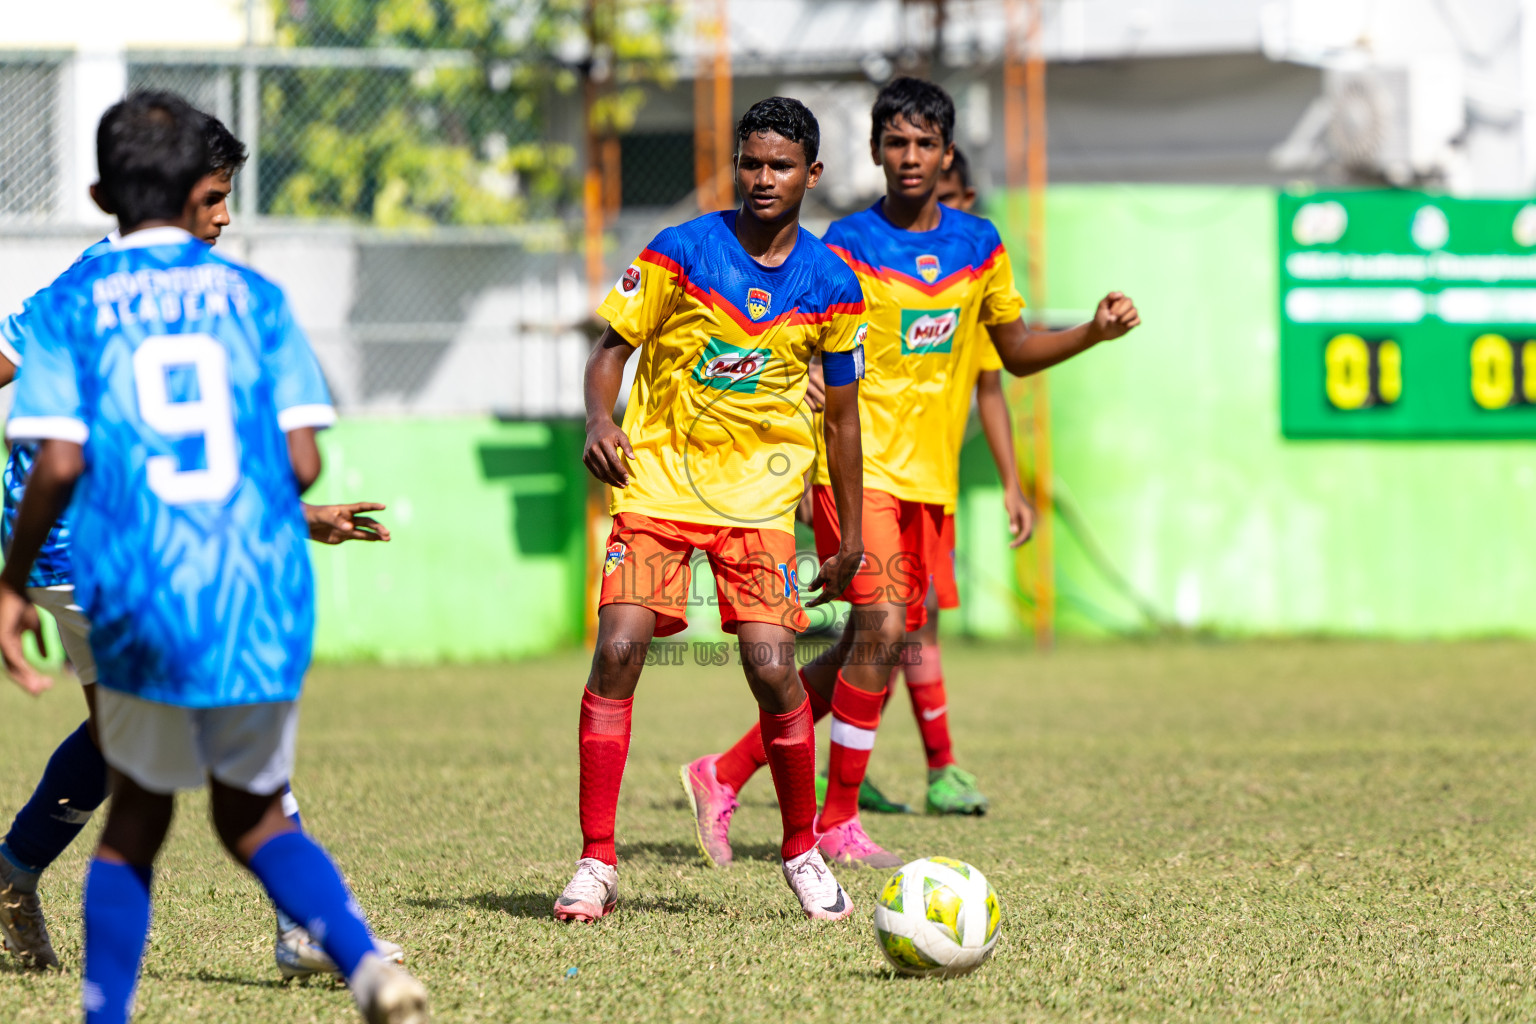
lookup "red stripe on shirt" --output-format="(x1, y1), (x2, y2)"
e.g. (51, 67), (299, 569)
(828, 243), (1007, 298)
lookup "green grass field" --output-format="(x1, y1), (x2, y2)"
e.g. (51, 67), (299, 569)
(6, 640), (1536, 1022)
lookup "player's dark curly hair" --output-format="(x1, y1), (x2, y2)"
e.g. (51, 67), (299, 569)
(203, 112), (248, 175)
(736, 96), (820, 165)
(871, 76), (955, 149)
(945, 146), (972, 190)
(96, 91), (209, 228)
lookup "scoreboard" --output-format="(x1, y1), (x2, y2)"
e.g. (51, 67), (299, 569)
(1280, 190), (1536, 438)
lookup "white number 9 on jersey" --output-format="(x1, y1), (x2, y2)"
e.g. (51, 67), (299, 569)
(132, 333), (240, 505)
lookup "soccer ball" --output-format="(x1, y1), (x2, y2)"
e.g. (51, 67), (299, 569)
(872, 857), (1000, 978)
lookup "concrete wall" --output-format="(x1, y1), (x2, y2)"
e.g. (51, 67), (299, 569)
(306, 418), (589, 661)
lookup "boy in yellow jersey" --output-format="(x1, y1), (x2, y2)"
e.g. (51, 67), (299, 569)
(556, 98), (867, 922)
(685, 78), (1140, 869)
(894, 146), (1034, 815)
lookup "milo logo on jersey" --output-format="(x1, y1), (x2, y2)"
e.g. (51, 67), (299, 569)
(900, 307), (961, 354)
(693, 338), (773, 393)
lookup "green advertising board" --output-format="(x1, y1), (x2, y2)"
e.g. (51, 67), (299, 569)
(1280, 190), (1536, 438)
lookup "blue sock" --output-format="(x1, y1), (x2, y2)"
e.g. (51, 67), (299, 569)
(82, 858), (152, 1024)
(3, 722), (109, 879)
(273, 785), (303, 933)
(248, 831), (375, 979)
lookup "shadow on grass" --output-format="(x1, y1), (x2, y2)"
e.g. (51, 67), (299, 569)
(645, 795), (782, 811)
(404, 889), (726, 918)
(617, 839), (780, 864)
(0, 959), (61, 977)
(156, 970), (295, 990)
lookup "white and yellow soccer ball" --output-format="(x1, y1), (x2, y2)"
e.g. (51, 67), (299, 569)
(872, 857), (1001, 978)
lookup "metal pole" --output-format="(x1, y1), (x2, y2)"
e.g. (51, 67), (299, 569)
(583, 0), (609, 646)
(583, 1), (606, 309)
(1024, 0), (1053, 649)
(694, 0), (732, 212)
(711, 0), (732, 210)
(1006, 0), (1053, 648)
(240, 0), (260, 219)
(693, 0), (714, 211)
(239, 63), (259, 219)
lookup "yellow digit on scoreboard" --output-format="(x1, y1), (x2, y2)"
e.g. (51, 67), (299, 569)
(1470, 333), (1514, 410)
(1325, 333), (1371, 410)
(1378, 340), (1402, 404)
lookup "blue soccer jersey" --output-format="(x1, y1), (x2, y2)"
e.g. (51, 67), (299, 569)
(7, 227), (335, 707)
(1, 235), (115, 588)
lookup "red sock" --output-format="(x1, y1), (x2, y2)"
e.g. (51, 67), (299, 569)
(904, 638), (954, 769)
(817, 672), (885, 831)
(577, 689), (632, 865)
(713, 670), (832, 793)
(906, 679), (955, 770)
(759, 698), (818, 859)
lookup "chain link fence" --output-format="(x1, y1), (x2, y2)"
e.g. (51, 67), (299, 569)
(0, 0), (688, 418)
(0, 3), (1008, 418)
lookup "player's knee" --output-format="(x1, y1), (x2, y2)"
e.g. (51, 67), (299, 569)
(98, 786), (174, 864)
(856, 607), (907, 649)
(740, 645), (795, 695)
(589, 639), (647, 694)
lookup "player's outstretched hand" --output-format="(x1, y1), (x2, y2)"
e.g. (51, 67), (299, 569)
(806, 545), (864, 608)
(1006, 487), (1036, 548)
(584, 420), (636, 488)
(306, 502), (391, 544)
(1089, 291), (1142, 343)
(0, 581), (50, 696)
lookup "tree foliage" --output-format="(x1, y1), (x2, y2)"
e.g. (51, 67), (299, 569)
(262, 0), (677, 227)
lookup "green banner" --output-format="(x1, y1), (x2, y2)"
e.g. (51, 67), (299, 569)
(1280, 190), (1536, 438)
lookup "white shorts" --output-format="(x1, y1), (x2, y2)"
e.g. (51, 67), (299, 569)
(29, 585), (96, 686)
(95, 688), (298, 795)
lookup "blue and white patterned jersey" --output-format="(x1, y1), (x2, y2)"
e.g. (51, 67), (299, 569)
(7, 227), (336, 708)
(1, 235), (114, 588)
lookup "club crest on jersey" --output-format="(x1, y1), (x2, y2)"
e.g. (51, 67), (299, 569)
(916, 254), (941, 284)
(618, 264), (641, 295)
(900, 307), (961, 355)
(746, 287), (772, 321)
(693, 338), (772, 394)
(604, 542), (628, 577)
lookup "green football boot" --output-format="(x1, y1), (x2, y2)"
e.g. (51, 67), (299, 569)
(814, 773), (913, 815)
(925, 764), (989, 816)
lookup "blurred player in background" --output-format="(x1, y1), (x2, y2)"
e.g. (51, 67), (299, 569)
(562, 97), (865, 923)
(686, 78), (1140, 870)
(0, 109), (400, 981)
(887, 146), (1034, 815)
(0, 92), (427, 1024)
(806, 146), (1034, 818)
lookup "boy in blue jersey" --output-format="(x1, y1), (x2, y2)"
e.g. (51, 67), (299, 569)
(0, 93), (428, 1024)
(0, 111), (399, 980)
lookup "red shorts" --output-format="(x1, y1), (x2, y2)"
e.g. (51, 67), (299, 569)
(810, 485), (943, 632)
(599, 513), (809, 638)
(932, 513), (959, 610)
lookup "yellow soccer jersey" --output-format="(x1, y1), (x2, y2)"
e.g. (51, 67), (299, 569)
(814, 201), (1024, 506)
(596, 211), (866, 534)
